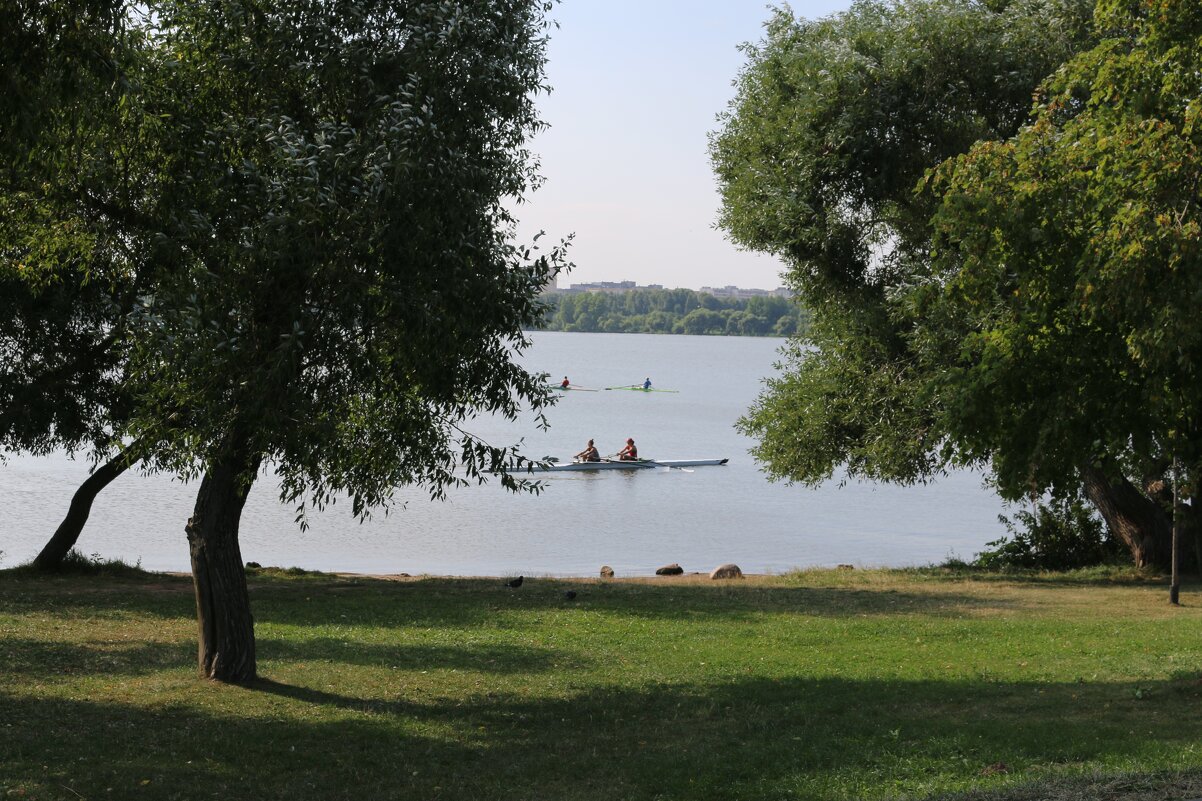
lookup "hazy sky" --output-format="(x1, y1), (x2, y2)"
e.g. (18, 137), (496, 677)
(517, 0), (851, 291)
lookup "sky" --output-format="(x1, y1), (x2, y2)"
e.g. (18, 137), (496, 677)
(516, 0), (851, 291)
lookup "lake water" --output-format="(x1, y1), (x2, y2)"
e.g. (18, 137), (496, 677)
(0, 332), (1010, 576)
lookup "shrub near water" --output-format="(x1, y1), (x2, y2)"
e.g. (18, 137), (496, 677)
(974, 496), (1126, 571)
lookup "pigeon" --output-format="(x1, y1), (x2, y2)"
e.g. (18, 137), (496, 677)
(563, 590), (577, 600)
(505, 575), (524, 589)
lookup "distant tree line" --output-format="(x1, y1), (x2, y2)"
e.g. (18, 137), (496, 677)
(536, 289), (809, 337)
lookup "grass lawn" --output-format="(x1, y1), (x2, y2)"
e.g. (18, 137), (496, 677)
(2, 566), (1202, 800)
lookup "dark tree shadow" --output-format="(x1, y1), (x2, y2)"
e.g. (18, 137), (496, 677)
(0, 638), (191, 678)
(0, 573), (1027, 630)
(256, 637), (589, 674)
(3, 671), (1202, 801)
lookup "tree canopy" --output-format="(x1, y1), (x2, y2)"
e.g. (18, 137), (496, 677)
(713, 0), (1202, 568)
(3, 0), (565, 681)
(1, 0), (147, 460)
(712, 0), (1096, 486)
(920, 0), (1202, 561)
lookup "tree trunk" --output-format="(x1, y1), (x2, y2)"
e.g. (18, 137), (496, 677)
(32, 443), (145, 571)
(1080, 463), (1172, 570)
(186, 433), (261, 683)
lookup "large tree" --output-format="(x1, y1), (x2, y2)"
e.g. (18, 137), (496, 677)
(919, 0), (1202, 565)
(8, 0), (564, 682)
(712, 0), (1095, 485)
(713, 0), (1201, 569)
(711, 1), (1143, 545)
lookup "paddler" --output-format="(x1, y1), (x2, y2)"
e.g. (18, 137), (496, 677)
(574, 439), (600, 462)
(617, 438), (638, 461)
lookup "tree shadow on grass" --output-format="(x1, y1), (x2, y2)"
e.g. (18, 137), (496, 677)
(0, 636), (578, 681)
(249, 677), (427, 717)
(3, 670), (1202, 801)
(0, 638), (192, 678)
(247, 578), (1022, 629)
(0, 575), (1023, 631)
(0, 571), (195, 621)
(256, 637), (589, 674)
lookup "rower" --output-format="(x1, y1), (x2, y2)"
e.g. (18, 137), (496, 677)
(617, 438), (638, 461)
(561, 376), (571, 388)
(642, 377), (652, 390)
(574, 439), (600, 462)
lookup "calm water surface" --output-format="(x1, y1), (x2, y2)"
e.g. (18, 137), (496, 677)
(0, 332), (1008, 576)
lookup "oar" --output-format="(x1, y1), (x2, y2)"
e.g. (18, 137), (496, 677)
(603, 385), (680, 393)
(598, 454), (692, 469)
(602, 457), (656, 469)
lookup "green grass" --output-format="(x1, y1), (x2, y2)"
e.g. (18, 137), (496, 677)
(2, 568), (1202, 800)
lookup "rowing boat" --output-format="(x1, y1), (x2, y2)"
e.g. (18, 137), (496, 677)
(548, 385), (599, 392)
(537, 458), (728, 472)
(603, 386), (679, 393)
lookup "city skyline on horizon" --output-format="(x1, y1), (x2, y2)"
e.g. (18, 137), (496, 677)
(549, 277), (791, 295)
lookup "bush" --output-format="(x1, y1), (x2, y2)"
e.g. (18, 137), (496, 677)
(974, 496), (1125, 570)
(4, 549), (148, 578)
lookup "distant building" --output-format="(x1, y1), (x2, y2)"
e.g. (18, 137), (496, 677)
(544, 279), (789, 298)
(698, 285), (793, 299)
(556, 280), (664, 294)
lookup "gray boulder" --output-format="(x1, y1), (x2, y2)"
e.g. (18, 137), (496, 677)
(709, 563), (743, 580)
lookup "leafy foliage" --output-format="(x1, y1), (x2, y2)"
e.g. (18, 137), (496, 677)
(3, 0), (566, 678)
(975, 496), (1124, 570)
(716, 0), (1202, 568)
(712, 0), (1096, 488)
(0, 0), (128, 161)
(5, 0), (566, 510)
(925, 0), (1202, 496)
(537, 289), (807, 336)
(0, 2), (152, 461)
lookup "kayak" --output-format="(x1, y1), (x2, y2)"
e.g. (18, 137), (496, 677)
(537, 458), (728, 472)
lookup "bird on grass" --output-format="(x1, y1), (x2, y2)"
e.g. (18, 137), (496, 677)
(563, 590), (577, 601)
(505, 576), (524, 589)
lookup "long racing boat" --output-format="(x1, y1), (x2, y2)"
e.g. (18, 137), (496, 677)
(537, 458), (728, 472)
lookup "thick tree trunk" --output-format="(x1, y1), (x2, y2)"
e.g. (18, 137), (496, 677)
(32, 449), (137, 570)
(186, 434), (261, 683)
(1080, 463), (1172, 570)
